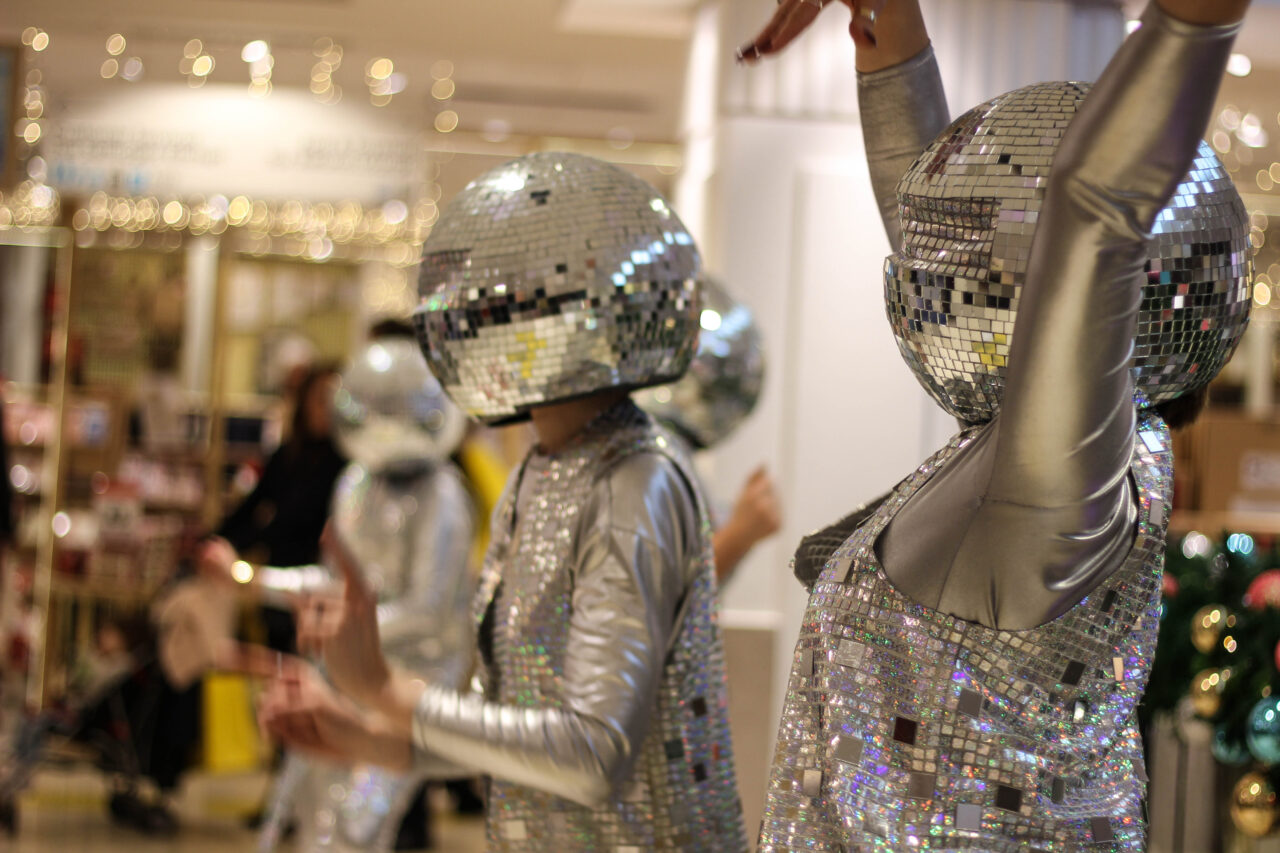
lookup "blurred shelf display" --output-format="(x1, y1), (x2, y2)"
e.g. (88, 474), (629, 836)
(0, 215), (375, 709)
(1171, 510), (1280, 536)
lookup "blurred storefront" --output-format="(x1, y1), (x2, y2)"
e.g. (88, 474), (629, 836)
(3, 0), (1280, 850)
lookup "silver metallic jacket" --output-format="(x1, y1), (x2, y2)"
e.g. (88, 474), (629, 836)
(761, 4), (1237, 849)
(411, 400), (746, 851)
(260, 462), (476, 852)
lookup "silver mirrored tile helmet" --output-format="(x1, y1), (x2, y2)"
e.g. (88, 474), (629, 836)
(414, 152), (702, 425)
(634, 277), (765, 449)
(887, 81), (1252, 424)
(333, 337), (468, 472)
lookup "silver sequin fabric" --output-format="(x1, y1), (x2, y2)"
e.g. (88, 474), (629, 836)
(414, 152), (702, 425)
(759, 411), (1170, 850)
(886, 82), (1251, 423)
(473, 401), (745, 850)
(634, 277), (765, 450)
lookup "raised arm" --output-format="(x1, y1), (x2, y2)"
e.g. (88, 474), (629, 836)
(854, 1), (948, 251)
(738, 1), (946, 251)
(991, 0), (1243, 507)
(872, 0), (1247, 629)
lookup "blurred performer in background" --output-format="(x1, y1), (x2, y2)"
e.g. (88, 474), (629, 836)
(739, 0), (1253, 848)
(207, 337), (475, 851)
(208, 364), (346, 654)
(243, 152), (747, 851)
(635, 277), (781, 584)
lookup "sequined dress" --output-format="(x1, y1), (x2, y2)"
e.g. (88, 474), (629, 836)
(760, 412), (1169, 850)
(760, 3), (1240, 849)
(411, 400), (746, 851)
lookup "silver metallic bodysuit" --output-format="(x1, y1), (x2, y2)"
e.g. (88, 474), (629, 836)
(410, 400), (746, 851)
(260, 462), (476, 853)
(761, 5), (1239, 849)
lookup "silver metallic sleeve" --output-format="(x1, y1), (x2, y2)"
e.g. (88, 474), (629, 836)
(857, 44), (950, 251)
(255, 564), (333, 608)
(410, 453), (697, 807)
(878, 3), (1238, 629)
(993, 2), (1240, 508)
(376, 467), (476, 687)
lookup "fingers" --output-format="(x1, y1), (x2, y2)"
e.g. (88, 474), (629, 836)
(216, 640), (301, 680)
(848, 0), (886, 48)
(294, 594), (346, 656)
(737, 0), (822, 63)
(766, 2), (825, 55)
(321, 523), (371, 605)
(258, 675), (355, 763)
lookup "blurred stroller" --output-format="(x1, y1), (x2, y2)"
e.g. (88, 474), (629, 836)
(0, 578), (232, 838)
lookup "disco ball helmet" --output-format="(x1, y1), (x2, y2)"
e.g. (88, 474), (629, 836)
(886, 81), (1252, 424)
(413, 152), (702, 425)
(333, 337), (468, 472)
(634, 278), (765, 450)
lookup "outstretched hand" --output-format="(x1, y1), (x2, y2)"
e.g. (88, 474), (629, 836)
(713, 466), (783, 583)
(222, 643), (410, 771)
(737, 0), (887, 62)
(292, 523), (391, 707)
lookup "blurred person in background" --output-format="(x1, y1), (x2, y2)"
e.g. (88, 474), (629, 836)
(255, 331), (477, 853)
(202, 363), (346, 654)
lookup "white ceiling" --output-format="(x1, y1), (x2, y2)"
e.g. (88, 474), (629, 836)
(7, 0), (1280, 206)
(3, 0), (699, 144)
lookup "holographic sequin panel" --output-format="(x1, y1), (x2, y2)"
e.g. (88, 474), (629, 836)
(414, 152), (702, 425)
(760, 410), (1170, 851)
(886, 82), (1251, 424)
(473, 401), (746, 851)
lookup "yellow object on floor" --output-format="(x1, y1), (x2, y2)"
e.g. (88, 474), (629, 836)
(201, 673), (264, 773)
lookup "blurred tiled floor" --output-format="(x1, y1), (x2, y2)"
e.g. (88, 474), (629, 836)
(8, 768), (486, 851)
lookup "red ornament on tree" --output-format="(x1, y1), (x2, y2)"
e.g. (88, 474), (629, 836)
(1246, 570), (1280, 611)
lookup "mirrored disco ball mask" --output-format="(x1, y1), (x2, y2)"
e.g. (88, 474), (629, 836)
(413, 152), (702, 425)
(886, 81), (1252, 424)
(333, 337), (468, 472)
(634, 278), (765, 450)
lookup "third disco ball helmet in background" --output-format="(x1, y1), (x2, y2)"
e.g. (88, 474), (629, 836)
(886, 81), (1252, 424)
(333, 337), (468, 472)
(413, 152), (702, 425)
(634, 278), (765, 450)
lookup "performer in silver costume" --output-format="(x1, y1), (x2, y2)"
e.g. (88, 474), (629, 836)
(740, 0), (1252, 848)
(248, 153), (747, 851)
(208, 337), (476, 852)
(635, 278), (781, 582)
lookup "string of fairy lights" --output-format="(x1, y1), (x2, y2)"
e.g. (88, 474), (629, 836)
(6, 19), (1274, 309)
(2, 24), (465, 261)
